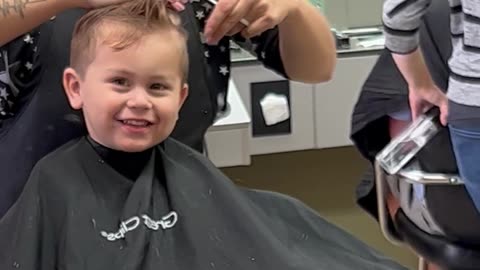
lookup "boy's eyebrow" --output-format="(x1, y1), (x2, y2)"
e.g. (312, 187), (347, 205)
(106, 68), (172, 81)
(149, 74), (170, 80)
(106, 68), (135, 76)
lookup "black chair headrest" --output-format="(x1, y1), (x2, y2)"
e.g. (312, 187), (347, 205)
(395, 210), (480, 270)
(425, 185), (480, 245)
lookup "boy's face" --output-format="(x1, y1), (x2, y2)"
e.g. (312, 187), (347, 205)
(63, 27), (188, 152)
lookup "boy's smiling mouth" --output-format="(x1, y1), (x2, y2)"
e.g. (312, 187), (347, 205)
(117, 119), (155, 134)
(120, 119), (153, 127)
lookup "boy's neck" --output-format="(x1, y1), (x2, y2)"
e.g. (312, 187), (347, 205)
(86, 136), (153, 181)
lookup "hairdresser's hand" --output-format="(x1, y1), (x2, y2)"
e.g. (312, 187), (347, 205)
(409, 84), (449, 126)
(78, 0), (130, 8)
(204, 0), (298, 45)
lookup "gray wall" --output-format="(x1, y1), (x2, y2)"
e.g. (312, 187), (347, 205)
(324, 0), (383, 30)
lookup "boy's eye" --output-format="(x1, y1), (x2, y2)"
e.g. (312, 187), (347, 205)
(112, 78), (129, 86)
(151, 83), (168, 90)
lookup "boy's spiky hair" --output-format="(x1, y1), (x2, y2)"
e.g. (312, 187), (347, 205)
(70, 0), (189, 81)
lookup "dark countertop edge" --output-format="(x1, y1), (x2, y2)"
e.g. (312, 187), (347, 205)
(231, 46), (384, 66)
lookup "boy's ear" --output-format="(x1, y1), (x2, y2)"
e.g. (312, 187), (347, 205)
(63, 67), (83, 110)
(178, 83), (189, 107)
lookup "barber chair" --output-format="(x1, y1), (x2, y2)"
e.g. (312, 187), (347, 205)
(375, 110), (480, 270)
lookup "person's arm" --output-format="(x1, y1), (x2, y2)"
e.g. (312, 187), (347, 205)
(232, 8), (335, 84)
(276, 0), (335, 83)
(392, 49), (436, 90)
(383, 0), (448, 123)
(0, 0), (82, 46)
(0, 0), (131, 46)
(383, 0), (434, 89)
(203, 0), (335, 84)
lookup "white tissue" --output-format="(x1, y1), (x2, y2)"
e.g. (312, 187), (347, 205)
(259, 93), (290, 126)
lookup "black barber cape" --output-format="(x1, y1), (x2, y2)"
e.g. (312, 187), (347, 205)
(0, 137), (406, 270)
(350, 0), (451, 218)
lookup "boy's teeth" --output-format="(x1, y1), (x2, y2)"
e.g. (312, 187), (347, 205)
(123, 120), (149, 126)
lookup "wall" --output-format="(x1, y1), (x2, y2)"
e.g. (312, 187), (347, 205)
(324, 0), (383, 30)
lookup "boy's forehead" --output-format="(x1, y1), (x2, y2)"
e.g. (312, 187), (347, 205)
(84, 21), (187, 77)
(94, 21), (182, 47)
(94, 21), (133, 42)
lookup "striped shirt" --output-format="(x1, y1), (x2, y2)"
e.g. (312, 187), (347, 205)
(383, 0), (480, 108)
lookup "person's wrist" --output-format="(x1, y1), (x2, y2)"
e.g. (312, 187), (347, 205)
(409, 80), (437, 93)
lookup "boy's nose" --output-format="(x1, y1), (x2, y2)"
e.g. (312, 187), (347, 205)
(126, 89), (153, 110)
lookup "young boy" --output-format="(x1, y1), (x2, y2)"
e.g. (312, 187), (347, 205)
(0, 1), (407, 269)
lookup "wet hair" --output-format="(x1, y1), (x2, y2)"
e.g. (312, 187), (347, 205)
(70, 0), (189, 82)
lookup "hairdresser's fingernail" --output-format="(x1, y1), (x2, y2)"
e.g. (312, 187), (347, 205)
(175, 3), (185, 11)
(205, 35), (213, 44)
(207, 38), (219, 45)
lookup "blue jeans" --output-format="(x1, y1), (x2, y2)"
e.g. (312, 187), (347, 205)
(449, 124), (480, 214)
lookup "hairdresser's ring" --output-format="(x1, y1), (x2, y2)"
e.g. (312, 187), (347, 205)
(240, 18), (250, 26)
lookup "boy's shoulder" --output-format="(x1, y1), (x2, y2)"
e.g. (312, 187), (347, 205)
(30, 138), (86, 191)
(162, 137), (232, 180)
(35, 137), (84, 170)
(162, 137), (210, 167)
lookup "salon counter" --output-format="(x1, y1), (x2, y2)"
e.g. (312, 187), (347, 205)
(230, 45), (383, 63)
(205, 46), (382, 168)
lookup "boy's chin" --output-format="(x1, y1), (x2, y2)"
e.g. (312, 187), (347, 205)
(114, 139), (162, 153)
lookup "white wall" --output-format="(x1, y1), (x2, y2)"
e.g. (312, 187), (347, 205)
(324, 0), (383, 30)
